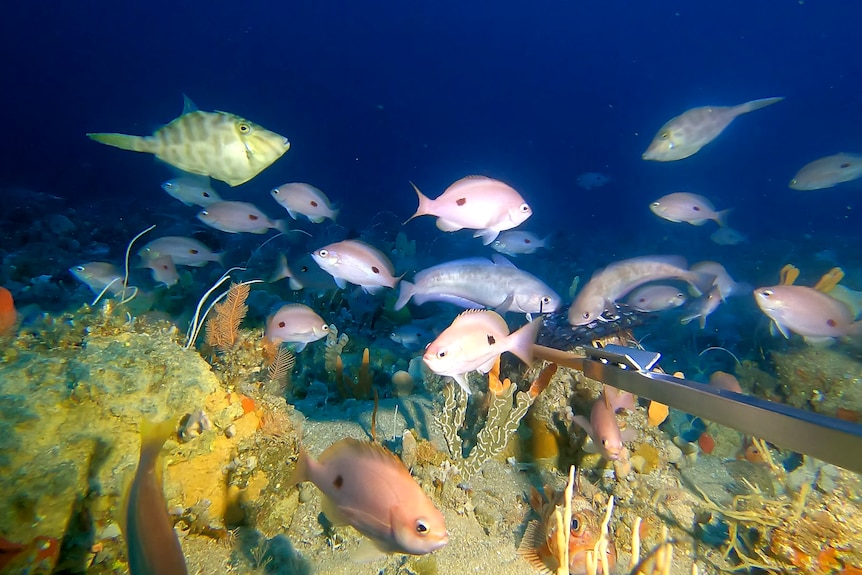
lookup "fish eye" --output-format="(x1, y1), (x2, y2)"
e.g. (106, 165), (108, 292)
(436, 349), (447, 359)
(318, 249), (328, 257)
(519, 203), (531, 213)
(763, 289), (774, 297)
(601, 438), (608, 446)
(200, 210), (209, 216)
(660, 131), (669, 140)
(415, 519), (429, 535)
(238, 122), (251, 133)
(272, 188), (280, 195)
(583, 312), (590, 320)
(322, 324), (330, 331)
(541, 296), (551, 304)
(571, 518), (581, 532)
(650, 201), (660, 207)
(76, 265), (85, 271)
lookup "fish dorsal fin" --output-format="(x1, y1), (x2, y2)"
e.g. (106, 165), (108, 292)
(779, 264), (799, 286)
(181, 94), (199, 115)
(456, 308), (490, 319)
(491, 254), (517, 268)
(320, 438), (407, 472)
(814, 267), (844, 292)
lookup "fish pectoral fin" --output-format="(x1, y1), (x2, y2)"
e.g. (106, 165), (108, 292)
(477, 356), (498, 375)
(452, 373), (472, 395)
(320, 495), (350, 526)
(494, 294), (515, 315)
(473, 228), (499, 245)
(435, 219), (463, 232)
(516, 520), (555, 573)
(771, 320), (791, 339)
(351, 538), (389, 563)
(803, 336), (835, 347)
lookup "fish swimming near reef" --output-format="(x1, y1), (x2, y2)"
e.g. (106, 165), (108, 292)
(123, 419), (188, 575)
(197, 201), (287, 234)
(642, 97), (783, 161)
(394, 256), (561, 316)
(404, 176), (532, 245)
(649, 192), (730, 226)
(518, 483), (616, 575)
(288, 438), (448, 561)
(754, 284), (862, 346)
(87, 96), (290, 187)
(312, 240), (400, 293)
(570, 385), (636, 461)
(138, 236), (224, 267)
(161, 175), (223, 207)
(390, 321), (436, 350)
(423, 310), (541, 394)
(271, 182), (339, 223)
(264, 303), (330, 352)
(491, 231), (550, 256)
(568, 255), (716, 326)
(140, 254), (179, 287)
(789, 152), (862, 190)
(680, 286), (722, 329)
(624, 284), (687, 312)
(69, 262), (128, 297)
(710, 226), (748, 246)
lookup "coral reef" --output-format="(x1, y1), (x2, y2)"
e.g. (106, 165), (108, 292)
(204, 281), (250, 351)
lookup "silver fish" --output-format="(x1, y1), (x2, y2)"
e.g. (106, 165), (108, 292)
(490, 231), (550, 256)
(624, 284), (687, 312)
(789, 152), (862, 190)
(197, 201), (287, 234)
(394, 256), (561, 316)
(161, 175), (223, 207)
(568, 256), (715, 326)
(643, 97), (783, 161)
(649, 192), (729, 226)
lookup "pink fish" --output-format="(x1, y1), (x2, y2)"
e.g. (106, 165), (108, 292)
(264, 303), (329, 352)
(271, 182), (339, 223)
(138, 236), (224, 267)
(624, 284), (687, 312)
(755, 284), (862, 345)
(140, 254), (179, 287)
(649, 192), (730, 226)
(423, 310), (540, 395)
(571, 386), (636, 461)
(197, 201), (287, 234)
(312, 240), (400, 293)
(404, 176), (532, 245)
(288, 438), (448, 561)
(709, 371), (743, 394)
(124, 419), (188, 575)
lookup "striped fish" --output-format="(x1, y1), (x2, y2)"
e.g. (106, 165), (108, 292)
(87, 97), (290, 187)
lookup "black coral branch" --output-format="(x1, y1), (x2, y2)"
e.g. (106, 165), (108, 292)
(205, 282), (249, 350)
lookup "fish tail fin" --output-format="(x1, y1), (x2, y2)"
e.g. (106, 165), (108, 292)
(393, 281), (415, 311)
(715, 209), (732, 227)
(87, 132), (153, 153)
(403, 182), (432, 224)
(507, 317), (543, 366)
(274, 220), (290, 234)
(330, 207), (340, 222)
(213, 251), (226, 267)
(287, 445), (310, 487)
(736, 96), (784, 115)
(138, 418), (176, 482)
(270, 254), (293, 283)
(689, 272), (717, 297)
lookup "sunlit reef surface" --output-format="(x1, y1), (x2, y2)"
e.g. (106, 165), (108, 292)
(1, 192), (861, 575)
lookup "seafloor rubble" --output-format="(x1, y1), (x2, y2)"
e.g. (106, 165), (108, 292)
(0, 301), (861, 574)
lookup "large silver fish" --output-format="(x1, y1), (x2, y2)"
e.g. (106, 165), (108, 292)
(568, 256), (716, 326)
(642, 97), (783, 161)
(88, 97), (290, 187)
(394, 256), (561, 315)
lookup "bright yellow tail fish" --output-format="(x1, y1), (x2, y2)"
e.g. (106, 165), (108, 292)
(88, 97), (290, 187)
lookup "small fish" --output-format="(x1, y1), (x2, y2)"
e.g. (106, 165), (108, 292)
(754, 284), (862, 345)
(491, 231), (550, 256)
(642, 97), (783, 161)
(568, 255), (715, 326)
(690, 261), (748, 300)
(394, 256), (561, 316)
(312, 240), (400, 293)
(140, 254), (179, 287)
(88, 96), (289, 187)
(709, 371), (743, 394)
(270, 254), (338, 292)
(624, 284), (687, 312)
(288, 438), (448, 560)
(404, 176), (532, 245)
(0, 287), (17, 336)
(680, 286), (722, 329)
(271, 182), (339, 223)
(649, 192), (730, 226)
(69, 262), (126, 296)
(138, 236), (224, 267)
(197, 201), (287, 234)
(390, 322), (436, 350)
(161, 176), (223, 207)
(575, 172), (611, 190)
(264, 303), (329, 352)
(570, 386), (636, 461)
(423, 310), (541, 395)
(518, 484), (616, 575)
(710, 226), (748, 246)
(123, 419), (188, 575)
(789, 153), (862, 190)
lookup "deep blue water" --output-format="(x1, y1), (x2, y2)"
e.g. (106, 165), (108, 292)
(2, 1), (862, 332)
